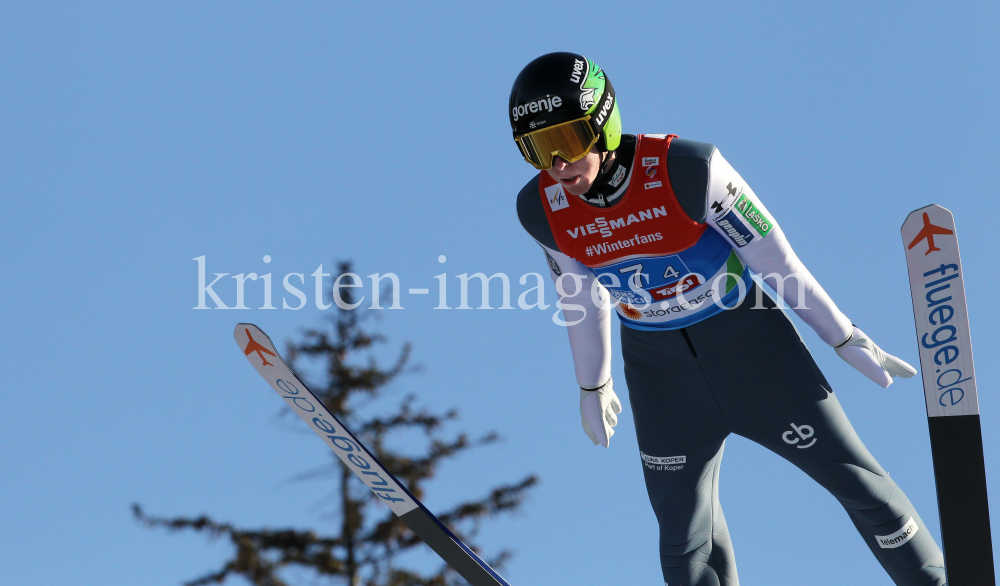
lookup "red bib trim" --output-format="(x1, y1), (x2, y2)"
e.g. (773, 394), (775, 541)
(539, 135), (706, 268)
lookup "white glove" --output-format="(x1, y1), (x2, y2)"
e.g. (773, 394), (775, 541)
(834, 326), (917, 388)
(580, 379), (622, 448)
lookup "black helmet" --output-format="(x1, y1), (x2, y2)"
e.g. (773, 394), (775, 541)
(509, 52), (622, 166)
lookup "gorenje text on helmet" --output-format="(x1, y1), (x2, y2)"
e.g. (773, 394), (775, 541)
(511, 95), (563, 122)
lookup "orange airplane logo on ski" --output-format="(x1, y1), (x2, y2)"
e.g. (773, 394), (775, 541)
(243, 328), (276, 366)
(908, 212), (953, 256)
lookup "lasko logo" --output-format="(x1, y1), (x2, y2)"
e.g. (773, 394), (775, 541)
(579, 87), (596, 111)
(641, 452), (686, 471)
(570, 58), (585, 83)
(544, 183), (569, 212)
(716, 210), (755, 247)
(642, 157), (659, 167)
(644, 181), (662, 189)
(782, 423), (816, 449)
(876, 518), (919, 549)
(512, 95), (563, 121)
(735, 194), (772, 237)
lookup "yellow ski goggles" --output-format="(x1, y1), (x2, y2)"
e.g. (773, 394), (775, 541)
(514, 116), (599, 170)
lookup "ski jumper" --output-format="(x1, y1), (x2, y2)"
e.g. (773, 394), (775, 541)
(516, 135), (946, 586)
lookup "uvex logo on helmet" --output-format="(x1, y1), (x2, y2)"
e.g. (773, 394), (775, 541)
(511, 95), (563, 122)
(569, 59), (585, 84)
(594, 91), (615, 126)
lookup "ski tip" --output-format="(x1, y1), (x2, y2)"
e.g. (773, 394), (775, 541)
(234, 323), (257, 341)
(234, 324), (283, 370)
(900, 203), (953, 231)
(233, 323), (268, 347)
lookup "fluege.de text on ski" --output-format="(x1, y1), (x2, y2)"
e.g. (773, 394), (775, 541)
(917, 262), (973, 410)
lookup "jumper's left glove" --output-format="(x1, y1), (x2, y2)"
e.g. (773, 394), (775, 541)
(580, 379), (622, 448)
(834, 326), (917, 388)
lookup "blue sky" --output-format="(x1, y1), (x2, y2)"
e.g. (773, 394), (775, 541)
(1, 2), (997, 584)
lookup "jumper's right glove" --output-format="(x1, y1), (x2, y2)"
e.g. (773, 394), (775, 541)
(834, 326), (917, 388)
(580, 378), (622, 448)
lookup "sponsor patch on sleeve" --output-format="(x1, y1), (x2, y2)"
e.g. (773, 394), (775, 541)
(735, 194), (772, 236)
(709, 181), (740, 218)
(715, 210), (756, 247)
(641, 156), (659, 167)
(644, 181), (662, 190)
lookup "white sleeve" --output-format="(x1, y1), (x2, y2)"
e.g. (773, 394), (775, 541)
(538, 243), (613, 388)
(704, 150), (853, 346)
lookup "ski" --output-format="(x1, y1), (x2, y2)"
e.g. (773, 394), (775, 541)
(233, 323), (511, 586)
(901, 205), (995, 585)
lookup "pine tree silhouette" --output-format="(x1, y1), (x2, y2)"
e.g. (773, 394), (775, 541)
(135, 262), (537, 586)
